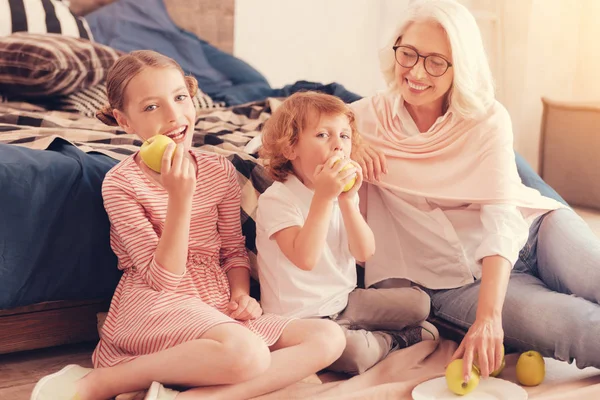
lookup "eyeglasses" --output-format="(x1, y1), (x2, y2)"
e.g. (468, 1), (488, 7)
(393, 45), (452, 77)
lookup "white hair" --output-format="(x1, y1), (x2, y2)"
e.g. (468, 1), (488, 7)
(380, 0), (495, 119)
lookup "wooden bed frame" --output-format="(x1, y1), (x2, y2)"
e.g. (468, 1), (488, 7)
(0, 0), (235, 356)
(0, 300), (109, 355)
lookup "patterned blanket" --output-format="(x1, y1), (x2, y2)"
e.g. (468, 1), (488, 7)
(0, 99), (283, 275)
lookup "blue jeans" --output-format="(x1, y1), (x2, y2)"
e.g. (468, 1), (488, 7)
(429, 208), (600, 368)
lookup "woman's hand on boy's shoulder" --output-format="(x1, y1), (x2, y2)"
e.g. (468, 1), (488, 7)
(227, 294), (263, 321)
(352, 144), (387, 182)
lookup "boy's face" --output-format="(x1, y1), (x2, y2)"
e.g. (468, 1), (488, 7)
(114, 67), (196, 151)
(289, 113), (353, 189)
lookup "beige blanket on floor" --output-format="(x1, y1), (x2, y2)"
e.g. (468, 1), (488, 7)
(259, 339), (600, 400)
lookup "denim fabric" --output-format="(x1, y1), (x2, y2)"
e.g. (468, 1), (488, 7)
(428, 208), (600, 368)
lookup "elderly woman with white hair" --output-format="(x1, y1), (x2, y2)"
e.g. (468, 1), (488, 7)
(351, 0), (600, 383)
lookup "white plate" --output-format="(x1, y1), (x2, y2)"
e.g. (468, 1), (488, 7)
(412, 377), (528, 400)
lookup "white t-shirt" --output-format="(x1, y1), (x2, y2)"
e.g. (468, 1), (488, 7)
(256, 175), (357, 319)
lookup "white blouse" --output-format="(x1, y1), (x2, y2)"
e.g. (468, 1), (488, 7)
(362, 99), (530, 289)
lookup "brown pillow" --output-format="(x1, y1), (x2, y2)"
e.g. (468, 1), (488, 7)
(0, 32), (122, 99)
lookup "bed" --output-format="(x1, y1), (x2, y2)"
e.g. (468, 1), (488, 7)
(1, 0), (598, 398)
(0, 0), (360, 354)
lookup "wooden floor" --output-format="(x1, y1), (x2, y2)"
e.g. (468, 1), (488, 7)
(0, 342), (94, 400)
(2, 208), (599, 400)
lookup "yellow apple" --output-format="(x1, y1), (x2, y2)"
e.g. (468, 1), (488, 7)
(516, 350), (545, 386)
(334, 160), (357, 192)
(445, 359), (480, 396)
(491, 357), (506, 378)
(140, 135), (175, 173)
(474, 345), (506, 377)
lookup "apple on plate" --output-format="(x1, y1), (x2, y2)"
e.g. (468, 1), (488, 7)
(516, 350), (545, 386)
(140, 135), (175, 173)
(445, 358), (480, 396)
(474, 344), (506, 377)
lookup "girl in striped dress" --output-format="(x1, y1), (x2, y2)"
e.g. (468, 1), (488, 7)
(31, 50), (345, 400)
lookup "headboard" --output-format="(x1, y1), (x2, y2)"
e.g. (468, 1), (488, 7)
(68, 0), (235, 54)
(539, 97), (600, 210)
(164, 0), (234, 54)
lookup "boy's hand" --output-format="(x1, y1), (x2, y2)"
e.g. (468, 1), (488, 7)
(338, 160), (363, 202)
(313, 156), (357, 200)
(227, 294), (263, 321)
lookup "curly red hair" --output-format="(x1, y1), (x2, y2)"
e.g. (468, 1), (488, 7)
(259, 91), (361, 182)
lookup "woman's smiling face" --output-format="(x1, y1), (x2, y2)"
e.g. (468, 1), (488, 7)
(395, 20), (454, 111)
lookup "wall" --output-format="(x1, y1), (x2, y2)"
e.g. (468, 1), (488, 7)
(234, 1), (600, 170)
(234, 0), (410, 97)
(234, 0), (500, 97)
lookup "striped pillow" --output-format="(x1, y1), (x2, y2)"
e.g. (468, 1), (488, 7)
(0, 0), (93, 39)
(0, 32), (121, 98)
(48, 84), (225, 117)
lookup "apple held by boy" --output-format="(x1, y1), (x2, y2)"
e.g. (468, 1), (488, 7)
(333, 159), (357, 192)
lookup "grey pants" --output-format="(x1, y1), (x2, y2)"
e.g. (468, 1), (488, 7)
(327, 285), (430, 375)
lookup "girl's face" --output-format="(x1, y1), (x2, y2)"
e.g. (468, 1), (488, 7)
(289, 112), (353, 188)
(114, 67), (196, 150)
(395, 21), (454, 113)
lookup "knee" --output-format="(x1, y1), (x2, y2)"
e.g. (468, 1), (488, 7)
(325, 321), (347, 361)
(341, 333), (369, 363)
(408, 288), (431, 323)
(221, 333), (271, 383)
(308, 320), (346, 364)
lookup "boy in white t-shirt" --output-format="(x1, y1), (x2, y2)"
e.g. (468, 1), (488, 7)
(256, 92), (438, 375)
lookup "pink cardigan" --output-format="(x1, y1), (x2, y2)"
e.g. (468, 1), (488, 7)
(351, 92), (562, 213)
(350, 92), (564, 288)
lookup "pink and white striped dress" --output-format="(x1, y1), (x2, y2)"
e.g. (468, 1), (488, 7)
(93, 149), (291, 368)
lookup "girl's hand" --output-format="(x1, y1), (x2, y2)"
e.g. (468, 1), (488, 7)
(352, 144), (387, 182)
(227, 294), (263, 321)
(161, 143), (196, 200)
(313, 156), (357, 201)
(450, 316), (504, 381)
(338, 160), (363, 201)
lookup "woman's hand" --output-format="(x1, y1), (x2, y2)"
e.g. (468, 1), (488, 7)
(160, 143), (197, 200)
(227, 294), (263, 321)
(450, 316), (504, 381)
(352, 144), (387, 182)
